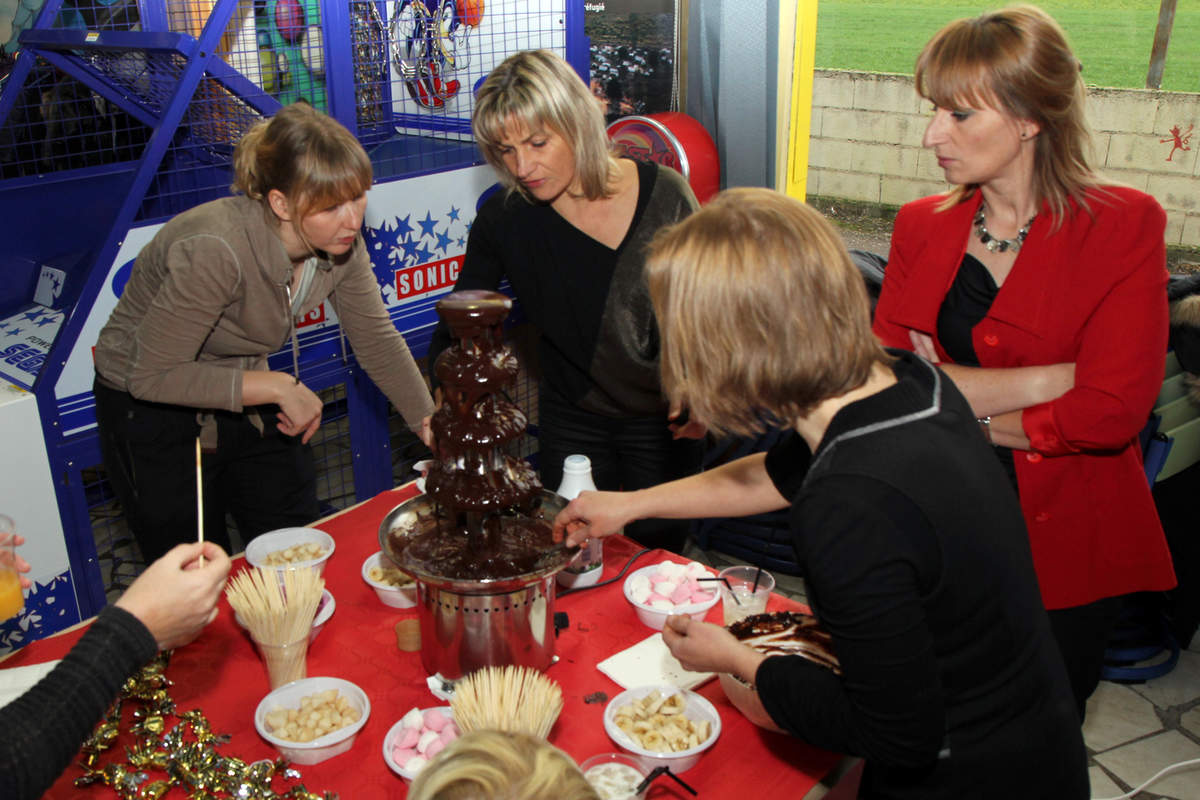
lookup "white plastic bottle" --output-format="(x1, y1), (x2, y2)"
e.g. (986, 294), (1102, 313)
(555, 455), (604, 588)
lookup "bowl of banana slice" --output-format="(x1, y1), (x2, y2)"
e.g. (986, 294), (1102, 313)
(602, 685), (721, 773)
(362, 551), (418, 608)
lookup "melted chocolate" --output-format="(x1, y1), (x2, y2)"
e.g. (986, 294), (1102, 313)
(395, 290), (556, 582)
(728, 611), (842, 675)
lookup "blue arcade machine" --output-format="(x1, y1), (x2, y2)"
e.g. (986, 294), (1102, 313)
(0, 0), (590, 651)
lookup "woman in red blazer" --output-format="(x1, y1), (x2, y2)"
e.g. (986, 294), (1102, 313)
(873, 5), (1176, 718)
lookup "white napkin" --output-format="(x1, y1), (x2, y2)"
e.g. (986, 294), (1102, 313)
(0, 660), (60, 710)
(597, 633), (714, 690)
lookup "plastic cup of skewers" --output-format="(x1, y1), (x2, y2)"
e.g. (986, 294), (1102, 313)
(226, 565), (325, 690)
(236, 588), (335, 644)
(253, 634), (309, 689)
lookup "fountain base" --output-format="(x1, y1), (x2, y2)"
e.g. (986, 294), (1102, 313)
(378, 490), (575, 679)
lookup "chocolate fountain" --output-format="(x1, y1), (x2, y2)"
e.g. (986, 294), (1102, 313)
(378, 290), (577, 680)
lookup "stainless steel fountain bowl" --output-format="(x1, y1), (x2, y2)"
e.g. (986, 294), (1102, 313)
(378, 489), (580, 679)
(377, 489), (577, 594)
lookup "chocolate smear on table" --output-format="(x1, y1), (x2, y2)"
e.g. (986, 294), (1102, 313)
(728, 611), (843, 675)
(391, 291), (560, 581)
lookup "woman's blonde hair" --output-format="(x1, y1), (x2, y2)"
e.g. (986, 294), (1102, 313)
(646, 188), (888, 438)
(914, 4), (1104, 223)
(406, 731), (599, 800)
(472, 49), (620, 201)
(232, 101), (372, 229)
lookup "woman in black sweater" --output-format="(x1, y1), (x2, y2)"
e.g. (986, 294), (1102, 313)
(427, 50), (702, 552)
(555, 189), (1087, 798)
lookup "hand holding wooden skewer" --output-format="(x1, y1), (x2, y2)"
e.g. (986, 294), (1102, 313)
(195, 438), (205, 567)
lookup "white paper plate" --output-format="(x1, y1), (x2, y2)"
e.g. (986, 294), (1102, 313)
(596, 633), (714, 691)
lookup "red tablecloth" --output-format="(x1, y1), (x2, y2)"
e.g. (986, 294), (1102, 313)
(7, 484), (843, 798)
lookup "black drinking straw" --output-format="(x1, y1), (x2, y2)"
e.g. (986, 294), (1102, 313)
(697, 576), (740, 604)
(635, 765), (698, 796)
(751, 566), (763, 594)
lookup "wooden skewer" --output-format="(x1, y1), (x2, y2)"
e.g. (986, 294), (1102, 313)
(195, 437), (205, 567)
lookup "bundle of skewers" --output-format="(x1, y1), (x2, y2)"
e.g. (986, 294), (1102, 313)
(450, 665), (563, 739)
(226, 566), (325, 687)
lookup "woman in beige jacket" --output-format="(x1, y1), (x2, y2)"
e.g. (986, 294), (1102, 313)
(93, 103), (433, 563)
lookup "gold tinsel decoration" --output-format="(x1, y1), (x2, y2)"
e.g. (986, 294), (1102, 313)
(74, 652), (336, 799)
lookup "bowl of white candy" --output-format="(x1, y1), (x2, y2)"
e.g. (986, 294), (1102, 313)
(622, 561), (718, 630)
(383, 706), (460, 781)
(580, 752), (650, 799)
(254, 677), (369, 765)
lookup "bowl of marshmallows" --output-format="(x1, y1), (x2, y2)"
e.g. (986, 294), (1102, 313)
(383, 706), (460, 781)
(623, 560), (718, 630)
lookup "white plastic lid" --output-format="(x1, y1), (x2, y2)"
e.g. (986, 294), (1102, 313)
(563, 454), (592, 474)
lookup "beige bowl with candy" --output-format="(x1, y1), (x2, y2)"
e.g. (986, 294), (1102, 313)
(255, 676), (370, 765)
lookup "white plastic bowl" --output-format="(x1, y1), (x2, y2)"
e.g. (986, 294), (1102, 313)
(603, 686), (720, 773)
(580, 752), (650, 799)
(622, 564), (719, 631)
(382, 706), (456, 781)
(254, 676), (370, 765)
(362, 551), (418, 608)
(245, 527), (335, 581)
(236, 588), (335, 644)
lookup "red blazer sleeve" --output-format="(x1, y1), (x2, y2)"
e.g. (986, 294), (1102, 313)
(872, 194), (971, 355)
(874, 200), (933, 348)
(1022, 192), (1168, 456)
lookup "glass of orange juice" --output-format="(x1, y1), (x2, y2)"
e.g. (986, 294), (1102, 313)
(0, 514), (24, 621)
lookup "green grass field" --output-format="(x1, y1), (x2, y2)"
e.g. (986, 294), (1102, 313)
(815, 0), (1199, 93)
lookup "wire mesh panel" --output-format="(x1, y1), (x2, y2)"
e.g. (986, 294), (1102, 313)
(310, 383), (358, 514)
(370, 0), (567, 179)
(1, 0), (572, 216)
(351, 0), (392, 136)
(0, 52), (156, 180)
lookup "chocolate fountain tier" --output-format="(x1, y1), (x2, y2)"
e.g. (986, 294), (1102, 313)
(435, 345), (519, 397)
(437, 289), (512, 342)
(378, 490), (577, 594)
(432, 396), (527, 451)
(424, 454), (540, 513)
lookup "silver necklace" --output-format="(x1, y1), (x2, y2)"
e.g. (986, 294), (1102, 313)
(973, 203), (1036, 253)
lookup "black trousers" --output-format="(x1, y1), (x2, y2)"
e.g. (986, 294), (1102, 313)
(1047, 595), (1123, 722)
(536, 390), (703, 553)
(93, 380), (319, 564)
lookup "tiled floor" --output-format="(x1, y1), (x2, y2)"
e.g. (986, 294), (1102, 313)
(684, 544), (1200, 800)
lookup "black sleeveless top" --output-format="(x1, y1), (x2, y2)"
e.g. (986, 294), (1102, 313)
(936, 254), (1019, 491)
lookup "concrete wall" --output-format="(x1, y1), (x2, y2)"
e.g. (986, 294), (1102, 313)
(807, 69), (1200, 248)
